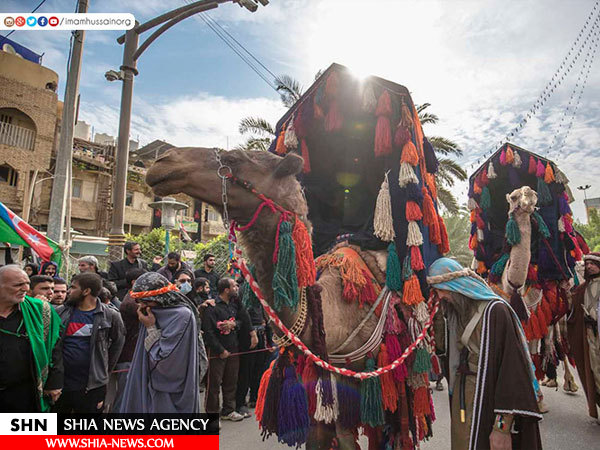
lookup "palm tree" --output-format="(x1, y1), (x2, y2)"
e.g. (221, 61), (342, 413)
(442, 208), (473, 266)
(416, 103), (467, 214)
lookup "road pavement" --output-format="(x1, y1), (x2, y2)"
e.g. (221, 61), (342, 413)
(217, 367), (600, 449)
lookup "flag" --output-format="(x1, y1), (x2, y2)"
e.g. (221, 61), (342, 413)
(0, 201), (62, 268)
(179, 221), (192, 242)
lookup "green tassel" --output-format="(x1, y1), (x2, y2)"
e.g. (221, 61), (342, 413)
(480, 186), (491, 210)
(240, 264), (259, 308)
(491, 253), (509, 277)
(386, 242), (403, 291)
(532, 211), (551, 238)
(412, 347), (432, 374)
(272, 221), (299, 311)
(402, 254), (413, 281)
(505, 214), (521, 246)
(359, 357), (385, 427)
(536, 178), (553, 206)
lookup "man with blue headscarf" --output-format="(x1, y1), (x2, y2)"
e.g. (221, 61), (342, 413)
(427, 258), (542, 450)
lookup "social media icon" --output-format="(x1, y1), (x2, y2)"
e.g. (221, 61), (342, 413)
(49, 16), (59, 27)
(15, 16), (25, 27)
(26, 16), (36, 27)
(37, 16), (47, 27)
(3, 17), (14, 27)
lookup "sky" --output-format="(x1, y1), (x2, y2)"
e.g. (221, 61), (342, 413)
(2, 0), (599, 222)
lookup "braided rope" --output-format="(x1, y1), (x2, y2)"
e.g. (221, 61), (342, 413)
(129, 283), (178, 299)
(234, 257), (439, 380)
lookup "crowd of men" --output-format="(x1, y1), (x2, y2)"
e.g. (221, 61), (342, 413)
(0, 242), (273, 423)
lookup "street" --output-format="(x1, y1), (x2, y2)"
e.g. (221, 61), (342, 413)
(217, 368), (600, 449)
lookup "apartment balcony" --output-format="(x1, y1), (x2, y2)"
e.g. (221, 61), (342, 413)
(0, 121), (35, 151)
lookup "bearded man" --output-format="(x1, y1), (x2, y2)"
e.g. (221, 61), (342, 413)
(428, 258), (542, 450)
(567, 252), (600, 421)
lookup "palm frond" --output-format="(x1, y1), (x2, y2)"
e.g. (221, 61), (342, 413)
(419, 112), (439, 125)
(238, 116), (275, 137)
(437, 158), (468, 184)
(428, 136), (463, 157)
(436, 185), (460, 215)
(233, 136), (272, 152)
(416, 103), (431, 114)
(274, 74), (304, 108)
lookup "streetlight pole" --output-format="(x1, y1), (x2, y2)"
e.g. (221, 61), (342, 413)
(106, 0), (267, 261)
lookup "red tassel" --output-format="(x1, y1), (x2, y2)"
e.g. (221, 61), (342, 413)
(528, 156), (537, 174)
(402, 275), (424, 305)
(374, 116), (392, 156)
(343, 280), (359, 303)
(536, 305), (548, 335)
(400, 100), (414, 130)
(375, 90), (392, 116)
(410, 246), (425, 271)
(406, 201), (423, 221)
(275, 127), (287, 155)
(422, 188), (436, 226)
(480, 166), (489, 185)
(532, 353), (544, 380)
(302, 360), (318, 417)
(377, 344), (398, 412)
(400, 141), (419, 166)
(299, 138), (311, 173)
(429, 215), (441, 245)
(541, 298), (553, 324)
(360, 269), (377, 307)
(576, 233), (590, 254)
(438, 215), (450, 254)
(255, 360), (275, 423)
(536, 159), (545, 178)
(527, 264), (538, 282)
(475, 212), (485, 229)
(394, 125), (411, 148)
(522, 319), (533, 341)
(530, 312), (543, 340)
(413, 387), (431, 416)
(292, 215), (316, 287)
(325, 99), (343, 131)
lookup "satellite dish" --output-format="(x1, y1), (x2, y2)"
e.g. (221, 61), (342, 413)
(2, 43), (17, 55)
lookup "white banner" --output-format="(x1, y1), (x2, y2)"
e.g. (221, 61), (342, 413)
(0, 14), (135, 30)
(0, 413), (58, 435)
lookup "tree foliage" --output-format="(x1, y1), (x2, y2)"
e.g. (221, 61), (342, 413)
(124, 228), (195, 261)
(442, 209), (473, 267)
(574, 209), (600, 252)
(193, 234), (230, 269)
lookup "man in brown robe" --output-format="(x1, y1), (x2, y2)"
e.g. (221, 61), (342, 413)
(567, 252), (600, 421)
(428, 258), (542, 450)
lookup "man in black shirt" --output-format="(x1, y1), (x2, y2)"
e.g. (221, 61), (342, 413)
(194, 254), (220, 298)
(108, 241), (154, 300)
(202, 278), (255, 422)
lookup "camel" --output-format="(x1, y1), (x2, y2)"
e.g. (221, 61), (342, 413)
(146, 147), (388, 448)
(499, 186), (578, 397)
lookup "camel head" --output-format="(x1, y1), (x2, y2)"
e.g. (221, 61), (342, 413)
(506, 185), (538, 216)
(145, 147), (308, 222)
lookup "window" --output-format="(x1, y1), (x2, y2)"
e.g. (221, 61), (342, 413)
(72, 179), (82, 198)
(0, 108), (36, 150)
(0, 165), (18, 187)
(207, 208), (220, 222)
(125, 191), (133, 207)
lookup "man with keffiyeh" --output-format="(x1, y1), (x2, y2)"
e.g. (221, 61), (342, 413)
(0, 265), (63, 412)
(427, 258), (542, 450)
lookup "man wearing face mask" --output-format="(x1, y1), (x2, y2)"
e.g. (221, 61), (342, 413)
(55, 273), (125, 413)
(174, 269), (195, 302)
(568, 252), (600, 422)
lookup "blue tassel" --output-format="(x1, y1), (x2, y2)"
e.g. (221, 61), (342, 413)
(491, 253), (510, 277)
(536, 178), (553, 206)
(480, 186), (491, 210)
(505, 214), (521, 246)
(337, 377), (361, 430)
(386, 242), (403, 291)
(406, 182), (423, 204)
(558, 195), (570, 215)
(277, 367), (309, 447)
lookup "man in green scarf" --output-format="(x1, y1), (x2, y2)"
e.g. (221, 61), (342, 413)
(0, 265), (63, 412)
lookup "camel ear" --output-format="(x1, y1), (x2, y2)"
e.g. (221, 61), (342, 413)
(273, 153), (304, 178)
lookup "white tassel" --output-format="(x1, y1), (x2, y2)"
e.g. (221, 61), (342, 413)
(284, 116), (298, 148)
(512, 150), (522, 168)
(477, 228), (484, 242)
(374, 173), (396, 241)
(488, 161), (497, 179)
(314, 377), (339, 424)
(414, 301), (429, 324)
(407, 221), (424, 247)
(471, 257), (478, 270)
(398, 162), (418, 187)
(558, 217), (566, 233)
(468, 197), (479, 211)
(555, 168), (569, 185)
(361, 83), (377, 113)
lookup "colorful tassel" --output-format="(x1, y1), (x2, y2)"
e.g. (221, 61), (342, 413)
(536, 159), (546, 178)
(406, 182), (424, 203)
(275, 127), (287, 155)
(375, 90), (392, 116)
(361, 83), (377, 112)
(386, 242), (403, 291)
(374, 115), (392, 156)
(360, 357), (385, 427)
(400, 141), (419, 166)
(532, 211), (551, 238)
(410, 246), (425, 271)
(302, 360), (318, 417)
(377, 344), (399, 412)
(536, 178), (552, 206)
(527, 264), (538, 282)
(558, 217), (566, 233)
(506, 214), (521, 245)
(407, 221), (424, 247)
(528, 156), (537, 175)
(488, 161), (497, 179)
(480, 186), (491, 210)
(336, 376), (361, 430)
(325, 100), (343, 131)
(255, 361), (274, 423)
(438, 215), (450, 254)
(402, 275), (424, 305)
(394, 125), (411, 148)
(406, 201), (423, 221)
(272, 221), (299, 311)
(469, 233), (478, 251)
(413, 347), (432, 374)
(284, 118), (298, 149)
(477, 260), (487, 274)
(513, 150), (522, 168)
(473, 181), (482, 195)
(300, 139), (311, 173)
(491, 253), (509, 277)
(292, 216), (316, 288)
(400, 99), (414, 130)
(399, 162), (419, 187)
(422, 188), (437, 226)
(385, 333), (408, 382)
(413, 387), (431, 416)
(499, 149), (507, 165)
(544, 162), (555, 183)
(315, 375), (339, 423)
(277, 367), (309, 447)
(505, 145), (515, 164)
(260, 359), (284, 437)
(374, 173), (396, 242)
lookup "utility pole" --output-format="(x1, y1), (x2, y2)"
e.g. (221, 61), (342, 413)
(47, 0), (88, 246)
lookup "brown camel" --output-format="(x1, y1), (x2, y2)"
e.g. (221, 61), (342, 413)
(147, 147), (386, 448)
